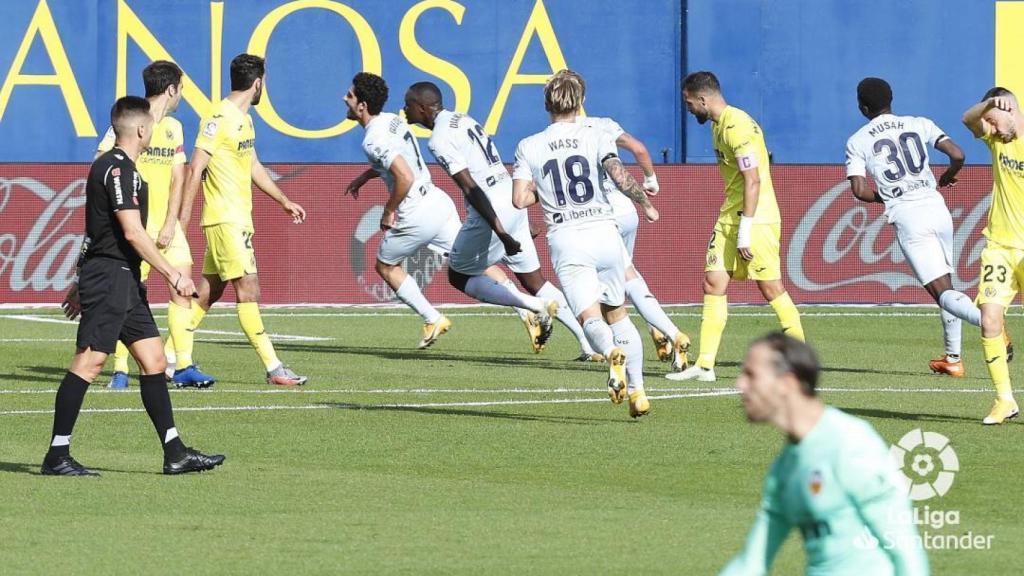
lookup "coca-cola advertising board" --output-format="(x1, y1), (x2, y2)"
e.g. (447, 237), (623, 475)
(0, 164), (995, 306)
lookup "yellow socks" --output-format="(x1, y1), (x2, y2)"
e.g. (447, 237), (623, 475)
(237, 302), (280, 371)
(982, 335), (1014, 400)
(167, 301), (194, 368)
(769, 292), (805, 342)
(697, 294), (728, 369)
(113, 341), (130, 373)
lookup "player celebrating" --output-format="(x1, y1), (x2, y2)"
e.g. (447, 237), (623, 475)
(89, 61), (215, 389)
(402, 81), (602, 359)
(962, 87), (1024, 424)
(846, 77), (986, 377)
(43, 96), (224, 476)
(672, 71), (805, 383)
(512, 69), (659, 418)
(575, 108), (690, 372)
(343, 73), (462, 349)
(720, 333), (928, 575)
(178, 54), (308, 386)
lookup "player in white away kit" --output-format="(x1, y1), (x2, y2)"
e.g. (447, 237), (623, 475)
(845, 77), (987, 376)
(344, 72), (460, 348)
(403, 81), (602, 360)
(577, 113), (690, 372)
(513, 69), (660, 418)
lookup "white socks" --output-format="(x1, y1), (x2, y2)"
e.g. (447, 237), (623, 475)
(938, 290), (981, 327)
(940, 308), (962, 359)
(501, 280), (533, 322)
(50, 434), (70, 447)
(465, 276), (544, 312)
(537, 282), (594, 354)
(611, 317), (644, 392)
(625, 276), (679, 340)
(395, 276), (441, 324)
(582, 316), (615, 358)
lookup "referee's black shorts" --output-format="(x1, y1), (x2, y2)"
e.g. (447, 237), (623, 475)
(75, 257), (160, 354)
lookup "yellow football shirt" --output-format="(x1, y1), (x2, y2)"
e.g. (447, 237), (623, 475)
(194, 98), (256, 229)
(711, 106), (780, 225)
(981, 131), (1024, 249)
(98, 116), (186, 236)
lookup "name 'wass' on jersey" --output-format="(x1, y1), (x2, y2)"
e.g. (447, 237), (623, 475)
(362, 112), (435, 215)
(513, 121), (618, 232)
(845, 113), (948, 213)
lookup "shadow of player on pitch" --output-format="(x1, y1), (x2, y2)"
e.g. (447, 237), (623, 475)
(319, 402), (634, 425)
(838, 407), (981, 424)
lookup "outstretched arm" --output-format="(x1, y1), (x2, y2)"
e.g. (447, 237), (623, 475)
(252, 150), (306, 224)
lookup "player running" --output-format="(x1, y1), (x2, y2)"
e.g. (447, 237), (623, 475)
(720, 333), (928, 575)
(962, 87), (1024, 424)
(512, 69), (659, 418)
(846, 77), (988, 377)
(575, 108), (690, 372)
(673, 71), (805, 383)
(343, 72), (464, 349)
(178, 54), (308, 386)
(402, 81), (602, 360)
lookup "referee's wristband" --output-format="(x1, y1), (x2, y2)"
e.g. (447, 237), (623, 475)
(737, 215), (755, 248)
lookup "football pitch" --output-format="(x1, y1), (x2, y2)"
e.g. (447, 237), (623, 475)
(1, 305), (1021, 575)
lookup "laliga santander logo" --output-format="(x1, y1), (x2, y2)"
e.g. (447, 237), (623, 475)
(889, 428), (959, 501)
(0, 176), (85, 292)
(786, 180), (989, 293)
(349, 205), (445, 303)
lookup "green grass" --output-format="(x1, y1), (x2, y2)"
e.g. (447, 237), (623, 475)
(0, 305), (1021, 575)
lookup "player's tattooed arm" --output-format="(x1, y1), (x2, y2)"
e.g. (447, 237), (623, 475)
(603, 156), (659, 222)
(847, 176), (882, 203)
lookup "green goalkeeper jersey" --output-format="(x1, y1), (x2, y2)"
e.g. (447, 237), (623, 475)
(720, 407), (929, 576)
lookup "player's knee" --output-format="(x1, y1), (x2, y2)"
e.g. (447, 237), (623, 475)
(981, 310), (1004, 337)
(703, 275), (726, 295)
(375, 259), (392, 278)
(758, 280), (785, 301)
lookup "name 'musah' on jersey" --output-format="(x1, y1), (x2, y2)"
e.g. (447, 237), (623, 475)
(868, 119), (905, 137)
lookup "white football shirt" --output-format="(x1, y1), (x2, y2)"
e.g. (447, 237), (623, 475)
(512, 120), (617, 232)
(576, 116), (625, 196)
(845, 113), (947, 215)
(428, 109), (513, 218)
(362, 112), (434, 213)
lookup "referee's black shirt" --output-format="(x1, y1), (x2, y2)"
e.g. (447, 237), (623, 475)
(82, 147), (149, 273)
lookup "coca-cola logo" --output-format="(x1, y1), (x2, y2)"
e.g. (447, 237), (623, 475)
(0, 176), (85, 293)
(786, 180), (988, 293)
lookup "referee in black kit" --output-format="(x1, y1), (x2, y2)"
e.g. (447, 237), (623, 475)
(44, 96), (224, 476)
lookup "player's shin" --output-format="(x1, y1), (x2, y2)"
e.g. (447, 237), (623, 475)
(167, 300), (194, 368)
(465, 276), (544, 311)
(501, 280), (533, 321)
(396, 276), (442, 324)
(139, 373), (185, 457)
(625, 276), (679, 341)
(611, 317), (644, 392)
(47, 371), (90, 457)
(113, 341), (130, 374)
(582, 316), (615, 357)
(941, 309), (962, 359)
(982, 335), (1015, 400)
(938, 290), (982, 327)
(697, 294), (728, 369)
(537, 282), (594, 353)
(237, 302), (282, 371)
(768, 292), (805, 342)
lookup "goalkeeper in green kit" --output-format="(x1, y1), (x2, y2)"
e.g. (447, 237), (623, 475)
(720, 333), (929, 575)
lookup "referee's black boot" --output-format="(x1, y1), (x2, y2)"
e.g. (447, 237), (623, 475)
(41, 454), (100, 477)
(163, 447), (226, 475)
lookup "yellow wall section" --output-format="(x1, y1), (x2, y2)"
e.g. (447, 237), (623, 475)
(996, 1), (1024, 97)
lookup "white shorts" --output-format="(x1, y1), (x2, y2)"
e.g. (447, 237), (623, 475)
(609, 192), (639, 256)
(547, 221), (627, 315)
(891, 201), (954, 285)
(377, 188), (461, 266)
(449, 207), (540, 276)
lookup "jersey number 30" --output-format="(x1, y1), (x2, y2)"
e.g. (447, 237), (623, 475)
(542, 155), (595, 207)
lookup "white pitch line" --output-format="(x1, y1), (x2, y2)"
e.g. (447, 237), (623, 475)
(0, 315), (331, 342)
(0, 386), (1001, 395)
(0, 390), (734, 416)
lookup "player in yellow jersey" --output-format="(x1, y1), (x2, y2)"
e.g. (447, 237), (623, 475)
(670, 71), (805, 382)
(962, 87), (1024, 424)
(178, 54), (308, 386)
(64, 61), (216, 390)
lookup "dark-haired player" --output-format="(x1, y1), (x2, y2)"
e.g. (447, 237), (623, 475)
(674, 71), (804, 383)
(344, 72), (462, 349)
(962, 86), (1024, 424)
(179, 54), (308, 386)
(43, 96), (224, 476)
(845, 77), (985, 378)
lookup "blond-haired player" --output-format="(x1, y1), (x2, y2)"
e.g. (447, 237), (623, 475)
(962, 87), (1024, 424)
(512, 69), (659, 418)
(672, 71), (805, 382)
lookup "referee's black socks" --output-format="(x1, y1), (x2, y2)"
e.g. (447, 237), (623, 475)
(139, 373), (185, 458)
(46, 371), (90, 459)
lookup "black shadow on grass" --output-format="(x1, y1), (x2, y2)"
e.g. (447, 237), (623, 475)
(821, 365), (926, 378)
(0, 461), (41, 475)
(839, 407), (979, 424)
(319, 402), (633, 425)
(9, 365), (70, 385)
